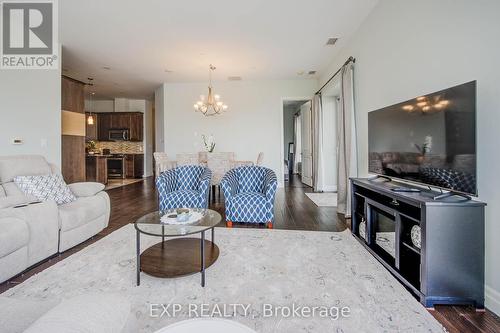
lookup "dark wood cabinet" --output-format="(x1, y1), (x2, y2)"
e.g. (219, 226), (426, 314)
(351, 178), (485, 308)
(62, 76), (84, 114)
(124, 154), (144, 178)
(133, 154), (144, 177)
(61, 76), (86, 183)
(97, 113), (113, 141)
(111, 113), (130, 129)
(129, 113), (144, 141)
(86, 156), (108, 184)
(124, 154), (134, 178)
(96, 112), (143, 141)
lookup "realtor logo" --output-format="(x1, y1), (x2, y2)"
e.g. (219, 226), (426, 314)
(1, 0), (58, 69)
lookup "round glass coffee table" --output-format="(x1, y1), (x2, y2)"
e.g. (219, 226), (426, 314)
(134, 208), (221, 287)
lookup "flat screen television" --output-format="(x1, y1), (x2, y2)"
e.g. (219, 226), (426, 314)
(368, 81), (477, 195)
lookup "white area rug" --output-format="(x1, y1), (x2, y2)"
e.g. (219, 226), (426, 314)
(2, 225), (443, 332)
(305, 192), (338, 207)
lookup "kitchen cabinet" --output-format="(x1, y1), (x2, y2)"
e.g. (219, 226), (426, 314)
(86, 155), (108, 184)
(97, 113), (112, 141)
(111, 113), (130, 129)
(124, 154), (144, 178)
(129, 113), (144, 141)
(96, 112), (143, 141)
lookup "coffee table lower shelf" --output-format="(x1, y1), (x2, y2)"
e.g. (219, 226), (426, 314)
(136, 235), (219, 287)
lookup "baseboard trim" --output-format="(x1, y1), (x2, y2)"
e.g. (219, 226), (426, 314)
(485, 285), (500, 316)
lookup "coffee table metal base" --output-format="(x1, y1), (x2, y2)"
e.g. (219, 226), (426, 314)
(136, 233), (219, 287)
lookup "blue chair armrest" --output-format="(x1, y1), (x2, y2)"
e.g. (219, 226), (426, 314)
(220, 169), (238, 200)
(156, 169), (176, 194)
(199, 167), (212, 197)
(263, 169), (278, 202)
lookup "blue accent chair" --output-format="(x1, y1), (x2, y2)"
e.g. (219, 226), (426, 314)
(156, 165), (212, 210)
(220, 166), (278, 228)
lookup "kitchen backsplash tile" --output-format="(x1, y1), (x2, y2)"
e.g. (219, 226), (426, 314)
(96, 141), (144, 154)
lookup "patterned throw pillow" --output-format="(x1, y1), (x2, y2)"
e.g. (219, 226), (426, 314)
(14, 174), (76, 205)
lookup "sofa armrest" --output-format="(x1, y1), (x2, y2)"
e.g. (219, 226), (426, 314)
(156, 169), (176, 194)
(68, 182), (105, 197)
(263, 169), (278, 202)
(0, 195), (38, 209)
(199, 167), (212, 197)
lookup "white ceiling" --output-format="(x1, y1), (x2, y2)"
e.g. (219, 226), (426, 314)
(60, 0), (378, 99)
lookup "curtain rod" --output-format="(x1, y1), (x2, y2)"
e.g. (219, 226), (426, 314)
(315, 56), (355, 95)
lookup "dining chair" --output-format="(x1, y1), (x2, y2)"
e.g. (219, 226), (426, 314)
(153, 152), (175, 176)
(207, 152), (235, 200)
(256, 152), (264, 166)
(176, 153), (201, 166)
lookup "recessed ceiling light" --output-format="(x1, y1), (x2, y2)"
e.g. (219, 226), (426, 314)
(164, 69), (173, 73)
(326, 37), (338, 46)
(308, 70), (317, 75)
(297, 71), (304, 76)
(102, 66), (111, 70)
(228, 76), (242, 81)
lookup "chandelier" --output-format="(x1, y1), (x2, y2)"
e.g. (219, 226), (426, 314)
(194, 64), (228, 116)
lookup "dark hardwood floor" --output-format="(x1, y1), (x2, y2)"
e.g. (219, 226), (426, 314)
(1, 175), (498, 332)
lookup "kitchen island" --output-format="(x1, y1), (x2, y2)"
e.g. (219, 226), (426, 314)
(85, 154), (109, 184)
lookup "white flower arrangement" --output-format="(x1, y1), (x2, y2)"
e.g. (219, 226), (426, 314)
(202, 134), (216, 153)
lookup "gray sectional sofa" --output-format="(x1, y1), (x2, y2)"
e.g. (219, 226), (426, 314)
(0, 155), (110, 283)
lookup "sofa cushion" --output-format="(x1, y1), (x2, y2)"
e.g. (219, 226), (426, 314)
(58, 196), (108, 232)
(0, 214), (29, 257)
(24, 294), (131, 333)
(0, 155), (52, 183)
(68, 182), (105, 197)
(14, 174), (76, 205)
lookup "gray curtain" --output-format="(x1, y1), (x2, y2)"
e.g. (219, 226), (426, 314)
(312, 94), (324, 192)
(337, 62), (357, 216)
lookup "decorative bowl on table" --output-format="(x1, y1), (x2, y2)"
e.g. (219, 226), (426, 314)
(160, 209), (204, 225)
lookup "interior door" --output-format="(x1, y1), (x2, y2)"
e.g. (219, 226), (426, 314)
(300, 101), (313, 186)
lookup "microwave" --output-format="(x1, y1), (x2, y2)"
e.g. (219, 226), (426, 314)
(109, 128), (130, 141)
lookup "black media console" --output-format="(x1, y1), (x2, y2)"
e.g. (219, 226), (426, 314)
(351, 178), (485, 308)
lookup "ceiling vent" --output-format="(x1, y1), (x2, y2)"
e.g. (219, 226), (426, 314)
(326, 37), (338, 46)
(308, 70), (317, 75)
(228, 76), (242, 81)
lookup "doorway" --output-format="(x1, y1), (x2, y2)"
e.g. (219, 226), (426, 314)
(282, 99), (311, 186)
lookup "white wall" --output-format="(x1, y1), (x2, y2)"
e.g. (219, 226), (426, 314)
(320, 0), (500, 314)
(0, 69), (61, 166)
(154, 85), (166, 153)
(84, 99), (114, 113)
(160, 80), (316, 184)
